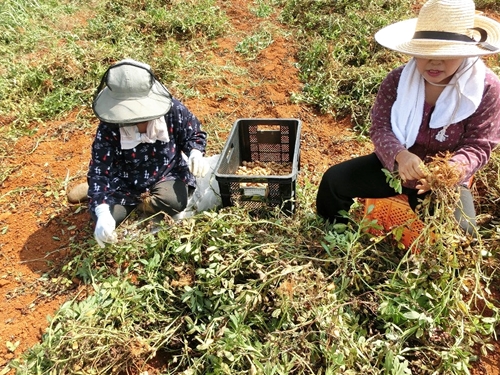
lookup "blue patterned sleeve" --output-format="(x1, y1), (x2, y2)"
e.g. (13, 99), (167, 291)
(87, 123), (120, 213)
(169, 98), (207, 156)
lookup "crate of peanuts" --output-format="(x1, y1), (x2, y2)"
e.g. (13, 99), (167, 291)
(215, 118), (301, 215)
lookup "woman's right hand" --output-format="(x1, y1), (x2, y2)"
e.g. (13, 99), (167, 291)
(395, 150), (427, 182)
(94, 204), (117, 248)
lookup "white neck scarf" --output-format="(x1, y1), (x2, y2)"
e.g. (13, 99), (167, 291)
(119, 116), (170, 150)
(391, 57), (485, 148)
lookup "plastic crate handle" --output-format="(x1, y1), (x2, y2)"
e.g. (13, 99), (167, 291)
(225, 143), (235, 163)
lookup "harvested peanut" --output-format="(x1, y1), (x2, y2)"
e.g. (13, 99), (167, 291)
(236, 161), (293, 188)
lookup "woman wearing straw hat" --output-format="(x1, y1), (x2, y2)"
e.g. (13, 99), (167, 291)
(316, 0), (500, 235)
(74, 59), (210, 247)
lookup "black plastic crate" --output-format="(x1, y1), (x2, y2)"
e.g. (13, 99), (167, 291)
(215, 118), (301, 214)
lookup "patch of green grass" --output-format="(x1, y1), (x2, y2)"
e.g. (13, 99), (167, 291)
(1, 0), (88, 126)
(476, 0), (500, 10)
(280, 0), (412, 134)
(235, 29), (274, 60)
(249, 0), (282, 18)
(0, 0), (229, 130)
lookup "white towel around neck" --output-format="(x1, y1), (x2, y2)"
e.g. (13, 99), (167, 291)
(119, 116), (170, 150)
(391, 57), (485, 148)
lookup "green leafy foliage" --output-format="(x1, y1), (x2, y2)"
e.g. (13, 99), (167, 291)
(11, 193), (500, 374)
(382, 168), (403, 194)
(281, 0), (411, 134)
(0, 0), (229, 130)
(235, 30), (274, 59)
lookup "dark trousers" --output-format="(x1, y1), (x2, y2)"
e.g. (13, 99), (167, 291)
(316, 153), (477, 234)
(92, 179), (189, 225)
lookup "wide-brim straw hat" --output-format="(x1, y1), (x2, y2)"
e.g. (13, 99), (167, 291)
(375, 0), (500, 58)
(92, 59), (172, 124)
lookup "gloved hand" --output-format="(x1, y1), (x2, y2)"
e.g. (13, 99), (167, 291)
(94, 204), (117, 248)
(188, 149), (210, 178)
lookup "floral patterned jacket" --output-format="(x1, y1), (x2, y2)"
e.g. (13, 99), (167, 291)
(370, 64), (500, 188)
(87, 98), (207, 214)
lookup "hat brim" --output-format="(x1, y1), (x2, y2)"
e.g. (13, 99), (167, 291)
(93, 81), (173, 124)
(375, 16), (500, 58)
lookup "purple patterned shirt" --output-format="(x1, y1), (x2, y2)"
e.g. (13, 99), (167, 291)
(370, 64), (500, 188)
(87, 98), (207, 214)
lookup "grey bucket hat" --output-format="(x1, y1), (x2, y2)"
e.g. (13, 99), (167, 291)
(92, 59), (172, 124)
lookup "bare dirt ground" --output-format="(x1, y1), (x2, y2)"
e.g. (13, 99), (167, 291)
(0, 1), (498, 374)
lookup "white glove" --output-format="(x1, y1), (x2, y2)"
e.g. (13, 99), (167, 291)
(94, 204), (117, 248)
(188, 149), (210, 178)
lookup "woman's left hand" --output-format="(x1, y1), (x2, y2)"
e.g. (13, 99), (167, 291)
(416, 178), (431, 194)
(188, 149), (210, 178)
